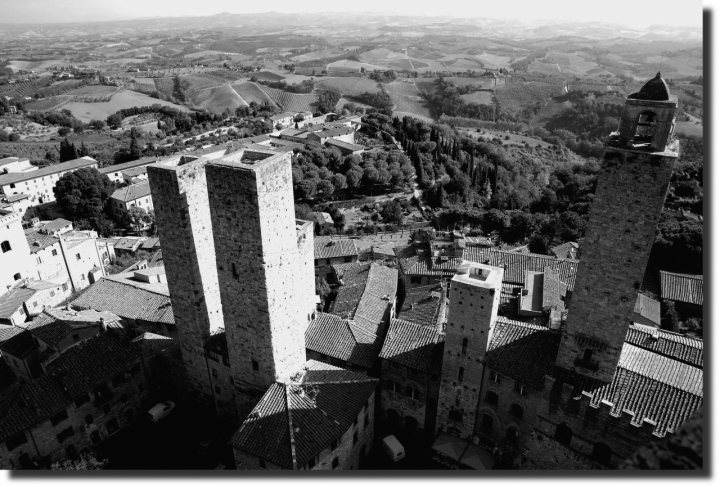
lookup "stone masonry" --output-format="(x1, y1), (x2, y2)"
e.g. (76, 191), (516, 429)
(556, 149), (677, 383)
(147, 156), (225, 409)
(205, 151), (309, 418)
(437, 262), (503, 439)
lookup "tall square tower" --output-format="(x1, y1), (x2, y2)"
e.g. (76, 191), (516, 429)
(437, 261), (503, 438)
(205, 151), (311, 417)
(555, 73), (680, 383)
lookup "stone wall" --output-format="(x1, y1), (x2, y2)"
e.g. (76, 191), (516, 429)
(295, 220), (316, 328)
(557, 148), (677, 383)
(205, 153), (309, 419)
(147, 158), (225, 411)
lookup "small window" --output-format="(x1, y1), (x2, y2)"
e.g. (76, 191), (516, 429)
(485, 390), (499, 406)
(330, 439), (337, 451)
(74, 393), (90, 407)
(106, 418), (120, 435)
(62, 283), (68, 291)
(6, 432), (28, 451)
(308, 456), (316, 469)
(85, 414), (94, 425)
(364, 414), (369, 430)
(72, 333), (80, 342)
(75, 253), (81, 261)
(353, 431), (358, 445)
(461, 338), (468, 355)
(506, 427), (519, 445)
(344, 256), (352, 263)
(33, 301), (38, 308)
(13, 273), (21, 281)
(449, 409), (464, 422)
(481, 413), (493, 432)
(50, 290), (55, 297)
(50, 409), (69, 426)
(252, 360), (259, 371)
(212, 368), (218, 378)
(458, 367), (464, 383)
(410, 276), (421, 285)
(332, 457), (339, 469)
(514, 382), (527, 396)
(52, 249), (58, 257)
(259, 458), (266, 469)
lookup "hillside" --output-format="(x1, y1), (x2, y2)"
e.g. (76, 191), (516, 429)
(190, 85), (248, 114)
(230, 81), (279, 107)
(257, 85), (318, 112)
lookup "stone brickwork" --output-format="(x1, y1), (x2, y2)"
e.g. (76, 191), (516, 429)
(295, 220), (317, 328)
(474, 366), (541, 453)
(147, 157), (225, 409)
(205, 152), (310, 418)
(437, 263), (503, 439)
(556, 148), (677, 383)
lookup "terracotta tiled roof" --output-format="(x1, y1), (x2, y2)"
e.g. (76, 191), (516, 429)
(0, 288), (36, 319)
(469, 248), (579, 290)
(0, 326), (36, 358)
(23, 308), (121, 347)
(0, 157), (97, 186)
(98, 156), (159, 175)
(400, 254), (462, 278)
(45, 328), (141, 398)
(625, 324), (702, 368)
(304, 313), (377, 369)
(0, 374), (70, 442)
(485, 317), (561, 388)
(71, 277), (173, 325)
(25, 231), (59, 254)
(397, 285), (444, 328)
(659, 271), (703, 306)
(549, 242), (578, 260)
(464, 236), (494, 247)
(314, 237), (358, 260)
(379, 318), (444, 375)
(633, 293), (661, 326)
(230, 360), (377, 469)
(110, 182), (151, 203)
(552, 341), (703, 437)
(331, 262), (397, 325)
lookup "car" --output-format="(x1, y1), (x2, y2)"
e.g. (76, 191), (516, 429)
(147, 401), (175, 422)
(380, 435), (405, 462)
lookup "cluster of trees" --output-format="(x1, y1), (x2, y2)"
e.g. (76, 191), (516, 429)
(352, 90), (393, 111)
(369, 69), (398, 83)
(52, 167), (117, 236)
(106, 105), (219, 131)
(255, 78), (314, 94)
(314, 89), (342, 114)
(423, 77), (494, 120)
(544, 91), (624, 144)
(291, 143), (415, 200)
(27, 109), (87, 132)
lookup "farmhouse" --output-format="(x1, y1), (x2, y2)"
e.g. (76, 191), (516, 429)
(325, 139), (366, 156)
(311, 212), (334, 233)
(109, 182), (154, 219)
(269, 111), (297, 129)
(314, 237), (359, 278)
(98, 156), (159, 184)
(0, 157), (98, 206)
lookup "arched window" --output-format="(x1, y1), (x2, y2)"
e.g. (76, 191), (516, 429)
(485, 390), (499, 406)
(1, 241), (11, 253)
(506, 426), (519, 445)
(461, 338), (468, 355)
(458, 367), (464, 383)
(591, 442), (612, 467)
(634, 110), (657, 142)
(554, 423), (573, 447)
(509, 403), (524, 419)
(13, 273), (21, 281)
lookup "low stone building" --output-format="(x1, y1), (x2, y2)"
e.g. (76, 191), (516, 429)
(230, 360), (377, 470)
(109, 182), (154, 220)
(314, 237), (358, 279)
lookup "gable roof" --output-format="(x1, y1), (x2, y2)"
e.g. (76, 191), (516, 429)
(23, 308), (120, 347)
(625, 324), (702, 368)
(98, 156), (159, 175)
(304, 313), (377, 369)
(659, 271), (703, 306)
(0, 326), (36, 358)
(549, 242), (578, 260)
(0, 288), (36, 319)
(379, 318), (444, 375)
(0, 374), (70, 442)
(485, 317), (561, 388)
(25, 231), (59, 254)
(633, 293), (661, 326)
(71, 276), (173, 325)
(468, 248), (579, 291)
(314, 236), (358, 260)
(110, 182), (151, 203)
(331, 262), (397, 333)
(0, 157), (97, 187)
(230, 360), (377, 469)
(397, 285), (444, 328)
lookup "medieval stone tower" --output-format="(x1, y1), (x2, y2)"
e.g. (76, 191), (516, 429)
(437, 261), (503, 438)
(147, 155), (225, 407)
(204, 151), (312, 417)
(555, 73), (679, 383)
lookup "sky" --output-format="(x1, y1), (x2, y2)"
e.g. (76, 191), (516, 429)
(0, 0), (704, 28)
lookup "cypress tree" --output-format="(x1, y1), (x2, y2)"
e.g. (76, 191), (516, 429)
(59, 137), (78, 162)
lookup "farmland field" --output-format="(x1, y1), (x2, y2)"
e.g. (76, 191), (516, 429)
(257, 85), (317, 112)
(230, 81), (279, 106)
(327, 60), (387, 72)
(460, 91), (493, 104)
(60, 90), (190, 122)
(190, 85), (247, 114)
(389, 59), (414, 70)
(445, 58), (484, 70)
(385, 81), (435, 119)
(335, 97), (374, 112)
(64, 85), (120, 96)
(315, 77), (381, 97)
(290, 48), (346, 62)
(25, 96), (71, 111)
(253, 71), (286, 82)
(495, 82), (562, 113)
(528, 61), (563, 74)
